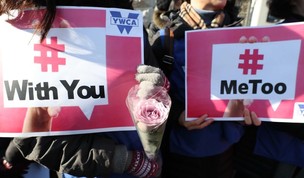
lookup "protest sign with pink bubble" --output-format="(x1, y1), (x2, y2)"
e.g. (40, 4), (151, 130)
(0, 7), (143, 136)
(186, 22), (304, 123)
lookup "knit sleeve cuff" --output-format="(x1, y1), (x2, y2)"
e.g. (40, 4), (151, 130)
(112, 145), (129, 174)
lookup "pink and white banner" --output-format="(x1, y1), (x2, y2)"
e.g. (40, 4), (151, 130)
(186, 22), (304, 123)
(0, 7), (143, 136)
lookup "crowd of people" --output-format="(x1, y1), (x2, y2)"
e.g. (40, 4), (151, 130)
(1, 0), (304, 178)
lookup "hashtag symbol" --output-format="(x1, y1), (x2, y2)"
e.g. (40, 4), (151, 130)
(238, 49), (264, 75)
(34, 37), (66, 72)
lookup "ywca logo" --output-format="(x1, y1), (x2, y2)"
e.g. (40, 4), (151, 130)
(110, 11), (139, 34)
(298, 104), (304, 117)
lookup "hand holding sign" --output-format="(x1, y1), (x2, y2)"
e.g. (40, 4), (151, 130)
(239, 36), (270, 44)
(187, 23), (304, 123)
(178, 111), (213, 130)
(224, 99), (260, 126)
(22, 107), (61, 132)
(222, 36), (270, 126)
(0, 7), (144, 136)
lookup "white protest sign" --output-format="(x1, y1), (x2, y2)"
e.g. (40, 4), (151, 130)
(211, 40), (301, 110)
(0, 7), (143, 136)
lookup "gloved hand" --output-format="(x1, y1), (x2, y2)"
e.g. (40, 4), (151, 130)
(135, 65), (169, 99)
(1, 139), (31, 177)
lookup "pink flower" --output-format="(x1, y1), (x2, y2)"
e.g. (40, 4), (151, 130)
(134, 98), (170, 131)
(126, 85), (171, 132)
(126, 84), (171, 160)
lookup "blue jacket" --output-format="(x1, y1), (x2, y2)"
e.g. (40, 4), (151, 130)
(254, 124), (304, 167)
(151, 10), (244, 157)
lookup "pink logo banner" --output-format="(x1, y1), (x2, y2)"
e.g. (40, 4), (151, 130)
(0, 7), (143, 136)
(186, 22), (304, 123)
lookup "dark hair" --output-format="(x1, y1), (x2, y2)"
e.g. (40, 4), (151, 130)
(267, 0), (293, 19)
(0, 0), (133, 42)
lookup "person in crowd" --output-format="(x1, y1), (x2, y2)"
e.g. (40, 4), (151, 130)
(147, 0), (183, 40)
(0, 0), (166, 178)
(235, 0), (304, 178)
(132, 0), (156, 29)
(150, 0), (261, 178)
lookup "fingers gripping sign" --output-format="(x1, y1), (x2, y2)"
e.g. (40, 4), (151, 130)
(22, 107), (61, 132)
(179, 111), (214, 130)
(222, 36), (271, 126)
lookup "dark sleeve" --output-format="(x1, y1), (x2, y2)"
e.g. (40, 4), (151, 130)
(267, 122), (304, 140)
(5, 139), (30, 166)
(0, 138), (11, 152)
(150, 30), (177, 80)
(150, 30), (166, 64)
(13, 133), (117, 177)
(143, 28), (160, 67)
(0, 138), (31, 177)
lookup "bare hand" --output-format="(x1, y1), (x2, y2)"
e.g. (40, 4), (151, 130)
(224, 100), (261, 126)
(239, 36), (270, 43)
(22, 107), (61, 132)
(178, 111), (214, 130)
(222, 35), (271, 126)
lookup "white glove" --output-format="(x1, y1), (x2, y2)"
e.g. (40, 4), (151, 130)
(135, 65), (169, 99)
